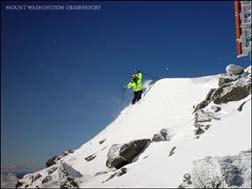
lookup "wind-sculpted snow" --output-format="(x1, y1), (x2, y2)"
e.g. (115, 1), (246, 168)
(17, 64), (251, 188)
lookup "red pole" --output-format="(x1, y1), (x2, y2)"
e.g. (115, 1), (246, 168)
(234, 0), (242, 56)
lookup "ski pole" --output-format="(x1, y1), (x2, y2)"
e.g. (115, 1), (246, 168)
(141, 71), (158, 80)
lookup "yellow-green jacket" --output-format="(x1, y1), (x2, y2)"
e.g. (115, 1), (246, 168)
(127, 72), (142, 92)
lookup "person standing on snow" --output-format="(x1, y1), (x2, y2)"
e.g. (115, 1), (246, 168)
(124, 69), (143, 104)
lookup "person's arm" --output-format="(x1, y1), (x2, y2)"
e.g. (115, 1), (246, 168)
(137, 72), (142, 80)
(127, 81), (135, 89)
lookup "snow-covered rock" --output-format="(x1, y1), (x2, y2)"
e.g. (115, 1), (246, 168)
(18, 163), (81, 188)
(244, 65), (251, 74)
(152, 128), (173, 142)
(226, 64), (244, 75)
(180, 149), (251, 188)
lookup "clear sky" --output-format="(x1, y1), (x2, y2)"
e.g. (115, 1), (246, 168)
(1, 1), (251, 173)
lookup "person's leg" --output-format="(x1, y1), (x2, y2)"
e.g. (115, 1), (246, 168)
(136, 90), (142, 102)
(132, 92), (137, 104)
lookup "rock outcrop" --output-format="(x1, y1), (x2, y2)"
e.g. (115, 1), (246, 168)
(17, 163), (82, 188)
(179, 149), (251, 188)
(192, 64), (251, 137)
(46, 149), (74, 168)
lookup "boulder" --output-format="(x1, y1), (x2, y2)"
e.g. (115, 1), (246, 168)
(226, 64), (244, 75)
(106, 139), (151, 169)
(152, 128), (173, 142)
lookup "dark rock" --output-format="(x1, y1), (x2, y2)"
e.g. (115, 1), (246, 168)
(99, 139), (106, 145)
(195, 127), (205, 135)
(42, 175), (52, 184)
(212, 84), (251, 104)
(205, 88), (216, 101)
(117, 168), (127, 176)
(238, 101), (246, 112)
(102, 173), (117, 183)
(48, 166), (58, 175)
(60, 176), (78, 188)
(192, 89), (216, 114)
(178, 173), (193, 188)
(48, 167), (58, 175)
(205, 125), (210, 130)
(183, 173), (192, 184)
(152, 129), (172, 142)
(106, 139), (151, 169)
(33, 173), (42, 181)
(152, 134), (164, 142)
(46, 155), (58, 168)
(85, 153), (96, 162)
(192, 100), (209, 114)
(160, 128), (171, 140)
(63, 149), (74, 156)
(95, 171), (108, 177)
(16, 181), (23, 188)
(169, 146), (176, 156)
(119, 139), (150, 163)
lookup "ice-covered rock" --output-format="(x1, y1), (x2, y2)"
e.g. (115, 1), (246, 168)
(226, 64), (244, 75)
(189, 149), (251, 188)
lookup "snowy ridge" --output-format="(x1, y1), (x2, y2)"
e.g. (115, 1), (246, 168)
(17, 65), (251, 188)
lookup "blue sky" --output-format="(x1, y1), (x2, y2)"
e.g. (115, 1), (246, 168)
(1, 1), (251, 173)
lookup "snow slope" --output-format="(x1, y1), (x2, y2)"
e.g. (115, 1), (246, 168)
(18, 66), (251, 188)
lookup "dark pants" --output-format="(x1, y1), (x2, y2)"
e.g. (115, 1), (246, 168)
(132, 90), (143, 104)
